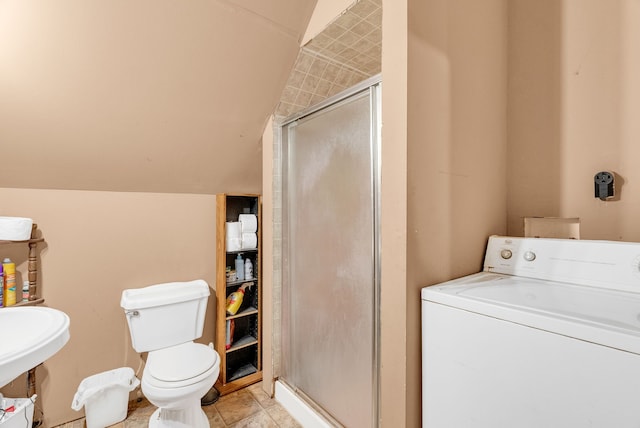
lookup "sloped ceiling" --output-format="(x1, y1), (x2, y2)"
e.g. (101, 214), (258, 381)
(0, 0), (316, 194)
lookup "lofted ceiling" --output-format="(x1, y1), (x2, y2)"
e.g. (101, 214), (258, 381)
(0, 0), (317, 194)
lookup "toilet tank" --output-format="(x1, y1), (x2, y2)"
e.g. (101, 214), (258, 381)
(121, 279), (210, 353)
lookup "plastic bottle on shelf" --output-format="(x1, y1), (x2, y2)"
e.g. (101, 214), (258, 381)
(226, 283), (251, 315)
(3, 258), (16, 306)
(225, 319), (235, 350)
(235, 253), (245, 281)
(0, 264), (4, 308)
(244, 257), (253, 280)
(22, 280), (29, 302)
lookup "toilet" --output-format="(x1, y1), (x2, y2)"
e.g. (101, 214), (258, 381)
(120, 279), (219, 428)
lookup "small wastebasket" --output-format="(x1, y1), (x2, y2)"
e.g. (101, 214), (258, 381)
(0, 395), (36, 428)
(72, 367), (140, 428)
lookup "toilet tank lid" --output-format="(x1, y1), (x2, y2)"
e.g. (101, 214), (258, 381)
(120, 279), (210, 310)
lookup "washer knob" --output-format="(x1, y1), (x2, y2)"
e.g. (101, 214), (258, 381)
(523, 251), (536, 261)
(500, 249), (512, 260)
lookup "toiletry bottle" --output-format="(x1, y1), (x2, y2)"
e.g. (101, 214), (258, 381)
(3, 258), (16, 306)
(226, 283), (250, 315)
(0, 264), (4, 308)
(22, 280), (29, 302)
(245, 257), (253, 280)
(225, 319), (235, 350)
(235, 253), (245, 281)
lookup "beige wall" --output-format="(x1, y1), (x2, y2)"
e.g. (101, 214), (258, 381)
(0, 188), (218, 426)
(380, 0), (408, 425)
(508, 0), (640, 241)
(407, 0), (508, 426)
(0, 0), (313, 195)
(261, 117), (275, 396)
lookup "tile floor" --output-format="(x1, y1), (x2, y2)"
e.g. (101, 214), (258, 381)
(54, 382), (301, 428)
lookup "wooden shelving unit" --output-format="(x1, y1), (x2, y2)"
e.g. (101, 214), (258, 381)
(215, 194), (262, 395)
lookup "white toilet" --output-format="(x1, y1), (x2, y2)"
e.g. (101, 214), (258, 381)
(120, 279), (220, 428)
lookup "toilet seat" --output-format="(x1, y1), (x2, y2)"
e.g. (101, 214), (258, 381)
(145, 342), (219, 389)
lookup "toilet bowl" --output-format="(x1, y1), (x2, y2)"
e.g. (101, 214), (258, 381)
(121, 280), (220, 428)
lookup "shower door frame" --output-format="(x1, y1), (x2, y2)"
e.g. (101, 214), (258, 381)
(276, 74), (382, 427)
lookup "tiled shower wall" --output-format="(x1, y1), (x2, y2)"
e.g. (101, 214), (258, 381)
(274, 0), (381, 119)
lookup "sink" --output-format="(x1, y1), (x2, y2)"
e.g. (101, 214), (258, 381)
(0, 307), (70, 388)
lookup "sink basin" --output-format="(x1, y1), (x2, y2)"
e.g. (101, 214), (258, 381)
(0, 307), (70, 388)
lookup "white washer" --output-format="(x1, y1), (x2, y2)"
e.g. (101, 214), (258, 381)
(422, 235), (640, 428)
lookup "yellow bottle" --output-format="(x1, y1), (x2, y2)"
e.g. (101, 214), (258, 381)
(226, 283), (250, 315)
(3, 258), (16, 306)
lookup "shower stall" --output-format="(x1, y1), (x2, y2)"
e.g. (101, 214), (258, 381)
(276, 75), (381, 427)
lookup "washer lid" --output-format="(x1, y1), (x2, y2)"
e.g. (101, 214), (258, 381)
(422, 272), (640, 355)
(147, 342), (217, 382)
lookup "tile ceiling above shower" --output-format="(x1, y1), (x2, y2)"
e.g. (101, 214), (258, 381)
(275, 0), (381, 119)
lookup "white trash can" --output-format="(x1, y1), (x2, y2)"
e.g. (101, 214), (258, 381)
(71, 367), (140, 428)
(0, 395), (36, 428)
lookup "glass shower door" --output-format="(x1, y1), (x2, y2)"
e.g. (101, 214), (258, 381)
(282, 85), (379, 427)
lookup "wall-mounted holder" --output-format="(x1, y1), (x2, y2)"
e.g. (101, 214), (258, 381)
(594, 171), (615, 201)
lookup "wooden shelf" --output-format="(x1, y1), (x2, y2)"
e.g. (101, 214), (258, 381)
(12, 298), (45, 307)
(226, 279), (256, 288)
(226, 248), (258, 255)
(0, 237), (45, 245)
(227, 335), (258, 353)
(226, 306), (258, 320)
(215, 194), (262, 396)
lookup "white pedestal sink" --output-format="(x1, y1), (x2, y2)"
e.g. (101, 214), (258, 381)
(0, 307), (70, 388)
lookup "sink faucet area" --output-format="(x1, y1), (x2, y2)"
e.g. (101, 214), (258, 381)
(0, 307), (70, 388)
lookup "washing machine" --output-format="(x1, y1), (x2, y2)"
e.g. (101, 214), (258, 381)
(422, 235), (640, 427)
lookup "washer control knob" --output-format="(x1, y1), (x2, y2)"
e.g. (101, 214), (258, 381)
(500, 249), (513, 260)
(523, 251), (536, 262)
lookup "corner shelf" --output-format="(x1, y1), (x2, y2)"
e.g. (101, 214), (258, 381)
(215, 194), (262, 395)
